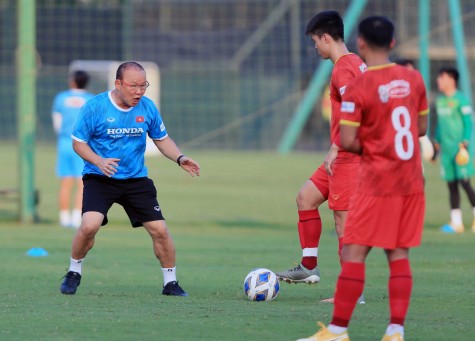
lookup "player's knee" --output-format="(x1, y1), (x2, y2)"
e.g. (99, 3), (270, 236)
(296, 191), (305, 209)
(147, 222), (170, 240)
(78, 222), (100, 239)
(296, 190), (318, 210)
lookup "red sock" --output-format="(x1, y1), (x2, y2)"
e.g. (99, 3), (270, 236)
(388, 259), (412, 325)
(338, 237), (344, 266)
(297, 209), (321, 270)
(331, 262), (365, 327)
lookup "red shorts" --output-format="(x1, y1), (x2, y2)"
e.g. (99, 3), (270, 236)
(343, 192), (425, 249)
(309, 162), (359, 210)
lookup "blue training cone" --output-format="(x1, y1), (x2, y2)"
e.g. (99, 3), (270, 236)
(26, 247), (49, 257)
(440, 224), (458, 233)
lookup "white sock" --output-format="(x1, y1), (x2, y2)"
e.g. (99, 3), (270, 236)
(69, 257), (84, 274)
(162, 267), (176, 285)
(59, 210), (71, 227)
(450, 208), (462, 226)
(328, 324), (347, 335)
(302, 247), (318, 257)
(71, 209), (82, 229)
(385, 324), (404, 336)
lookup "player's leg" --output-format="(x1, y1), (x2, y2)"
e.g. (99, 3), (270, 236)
(320, 210), (365, 305)
(382, 247), (411, 341)
(318, 210), (347, 303)
(143, 220), (187, 296)
(381, 192), (424, 340)
(328, 162), (359, 265)
(320, 162), (365, 304)
(121, 178), (176, 268)
(56, 142), (70, 227)
(122, 177), (187, 296)
(70, 150), (85, 229)
(143, 220), (176, 268)
(440, 154), (464, 233)
(276, 165), (328, 284)
(333, 210), (346, 264)
(60, 175), (115, 295)
(58, 177), (74, 227)
(60, 211), (103, 295)
(296, 243), (370, 341)
(303, 244), (370, 339)
(297, 191), (377, 340)
(70, 177), (83, 228)
(441, 180), (464, 233)
(71, 211), (103, 259)
(459, 178), (475, 232)
(296, 179), (326, 268)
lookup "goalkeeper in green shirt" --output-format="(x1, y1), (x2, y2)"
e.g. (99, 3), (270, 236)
(434, 67), (475, 233)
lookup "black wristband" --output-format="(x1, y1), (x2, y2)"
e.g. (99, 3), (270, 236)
(177, 154), (185, 166)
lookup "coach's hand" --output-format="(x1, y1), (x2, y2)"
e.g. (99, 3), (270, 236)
(179, 156), (200, 177)
(97, 158), (120, 177)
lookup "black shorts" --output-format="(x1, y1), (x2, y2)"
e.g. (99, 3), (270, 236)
(82, 174), (165, 227)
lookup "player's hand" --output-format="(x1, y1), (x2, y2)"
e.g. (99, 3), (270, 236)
(96, 158), (120, 177)
(324, 144), (339, 176)
(179, 157), (200, 177)
(431, 142), (440, 163)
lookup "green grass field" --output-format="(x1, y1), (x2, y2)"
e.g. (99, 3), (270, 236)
(1, 144), (474, 341)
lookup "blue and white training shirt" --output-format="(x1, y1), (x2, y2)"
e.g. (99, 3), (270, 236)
(53, 89), (94, 143)
(72, 91), (168, 179)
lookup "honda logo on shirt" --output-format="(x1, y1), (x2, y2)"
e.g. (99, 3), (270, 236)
(136, 116), (144, 123)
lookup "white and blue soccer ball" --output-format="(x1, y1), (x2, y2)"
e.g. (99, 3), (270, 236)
(243, 268), (280, 301)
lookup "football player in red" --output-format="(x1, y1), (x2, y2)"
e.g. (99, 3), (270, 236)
(297, 15), (428, 341)
(277, 11), (366, 306)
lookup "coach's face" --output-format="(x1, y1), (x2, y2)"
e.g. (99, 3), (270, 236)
(115, 68), (148, 109)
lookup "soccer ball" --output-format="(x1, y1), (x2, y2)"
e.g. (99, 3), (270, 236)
(243, 268), (280, 301)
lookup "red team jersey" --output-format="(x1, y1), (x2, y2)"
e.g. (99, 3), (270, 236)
(340, 64), (429, 196)
(330, 53), (367, 163)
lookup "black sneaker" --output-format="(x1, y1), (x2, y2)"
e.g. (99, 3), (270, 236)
(162, 281), (188, 297)
(60, 271), (81, 295)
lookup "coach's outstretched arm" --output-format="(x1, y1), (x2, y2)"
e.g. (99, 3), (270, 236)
(73, 139), (120, 177)
(153, 136), (200, 177)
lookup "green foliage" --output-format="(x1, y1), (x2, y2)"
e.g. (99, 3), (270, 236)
(1, 145), (474, 340)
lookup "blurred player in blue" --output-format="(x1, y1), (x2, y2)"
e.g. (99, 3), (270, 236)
(52, 70), (94, 228)
(60, 61), (200, 297)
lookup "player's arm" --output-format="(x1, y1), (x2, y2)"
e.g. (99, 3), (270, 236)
(153, 137), (200, 177)
(461, 103), (473, 146)
(72, 139), (120, 177)
(339, 90), (362, 154)
(415, 72), (429, 138)
(431, 115), (441, 162)
(323, 143), (339, 176)
(340, 123), (361, 154)
(418, 110), (428, 137)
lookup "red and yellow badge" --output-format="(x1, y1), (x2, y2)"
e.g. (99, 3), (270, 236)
(136, 116), (144, 123)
